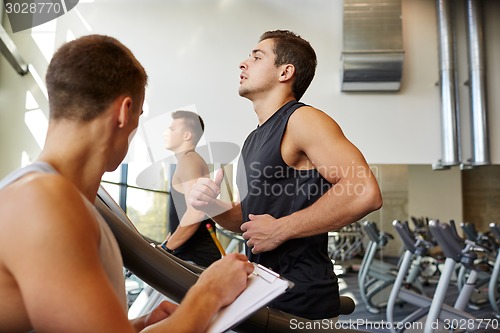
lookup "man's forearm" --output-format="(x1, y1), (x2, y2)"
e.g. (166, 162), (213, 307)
(204, 200), (243, 233)
(165, 225), (198, 250)
(278, 178), (382, 240)
(141, 284), (222, 333)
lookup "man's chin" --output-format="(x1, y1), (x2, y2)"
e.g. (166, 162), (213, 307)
(238, 88), (249, 98)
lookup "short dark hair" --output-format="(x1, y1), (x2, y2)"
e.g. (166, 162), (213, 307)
(46, 34), (148, 121)
(259, 30), (317, 101)
(172, 110), (205, 144)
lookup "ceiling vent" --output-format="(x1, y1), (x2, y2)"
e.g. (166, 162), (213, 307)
(341, 0), (404, 91)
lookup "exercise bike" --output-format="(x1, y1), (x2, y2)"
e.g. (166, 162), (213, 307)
(387, 220), (487, 333)
(358, 221), (398, 314)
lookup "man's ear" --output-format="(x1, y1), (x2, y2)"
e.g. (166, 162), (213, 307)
(183, 130), (193, 142)
(117, 97), (133, 128)
(279, 64), (295, 82)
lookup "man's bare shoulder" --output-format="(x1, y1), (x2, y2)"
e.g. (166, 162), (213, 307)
(0, 172), (100, 255)
(288, 105), (345, 141)
(0, 173), (125, 332)
(177, 152), (209, 180)
(0, 172), (82, 213)
(179, 151), (207, 166)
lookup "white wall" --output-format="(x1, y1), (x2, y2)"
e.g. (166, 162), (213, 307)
(408, 165), (463, 223)
(1, 0), (499, 178)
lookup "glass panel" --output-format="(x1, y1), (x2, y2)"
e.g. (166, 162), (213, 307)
(126, 186), (168, 243)
(101, 182), (120, 204)
(102, 169), (121, 184)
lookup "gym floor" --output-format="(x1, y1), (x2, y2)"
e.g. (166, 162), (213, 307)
(337, 258), (500, 332)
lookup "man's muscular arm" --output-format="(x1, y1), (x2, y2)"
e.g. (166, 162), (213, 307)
(241, 107), (382, 253)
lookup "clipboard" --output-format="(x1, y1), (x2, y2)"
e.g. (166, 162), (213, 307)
(206, 263), (294, 333)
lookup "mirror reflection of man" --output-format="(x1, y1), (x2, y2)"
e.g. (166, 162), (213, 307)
(160, 111), (221, 267)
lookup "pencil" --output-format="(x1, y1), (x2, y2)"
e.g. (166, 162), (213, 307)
(206, 223), (226, 257)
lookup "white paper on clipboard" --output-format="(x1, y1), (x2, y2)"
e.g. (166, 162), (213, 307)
(206, 263), (293, 333)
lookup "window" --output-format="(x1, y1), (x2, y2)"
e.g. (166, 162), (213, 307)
(101, 163), (168, 243)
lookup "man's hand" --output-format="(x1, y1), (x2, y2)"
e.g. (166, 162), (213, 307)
(139, 301), (178, 329)
(241, 214), (285, 254)
(195, 253), (254, 308)
(188, 169), (224, 211)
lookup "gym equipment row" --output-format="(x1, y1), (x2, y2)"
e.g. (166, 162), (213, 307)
(328, 221), (364, 262)
(356, 217), (500, 332)
(357, 221), (399, 314)
(388, 220), (487, 332)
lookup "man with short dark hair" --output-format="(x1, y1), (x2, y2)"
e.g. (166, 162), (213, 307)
(189, 30), (383, 319)
(160, 110), (221, 267)
(0, 34), (253, 333)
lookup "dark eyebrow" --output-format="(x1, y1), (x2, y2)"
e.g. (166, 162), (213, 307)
(251, 49), (265, 56)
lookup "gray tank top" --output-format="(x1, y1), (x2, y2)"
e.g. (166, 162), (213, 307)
(0, 162), (128, 313)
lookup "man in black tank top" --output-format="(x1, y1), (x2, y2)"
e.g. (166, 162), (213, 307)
(189, 30), (382, 319)
(160, 111), (221, 267)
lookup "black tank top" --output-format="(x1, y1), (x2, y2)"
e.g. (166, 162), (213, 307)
(168, 186), (220, 267)
(237, 100), (340, 319)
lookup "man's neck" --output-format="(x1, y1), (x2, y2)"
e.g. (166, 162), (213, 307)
(253, 95), (296, 125)
(172, 144), (196, 161)
(36, 155), (103, 203)
(38, 121), (110, 202)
